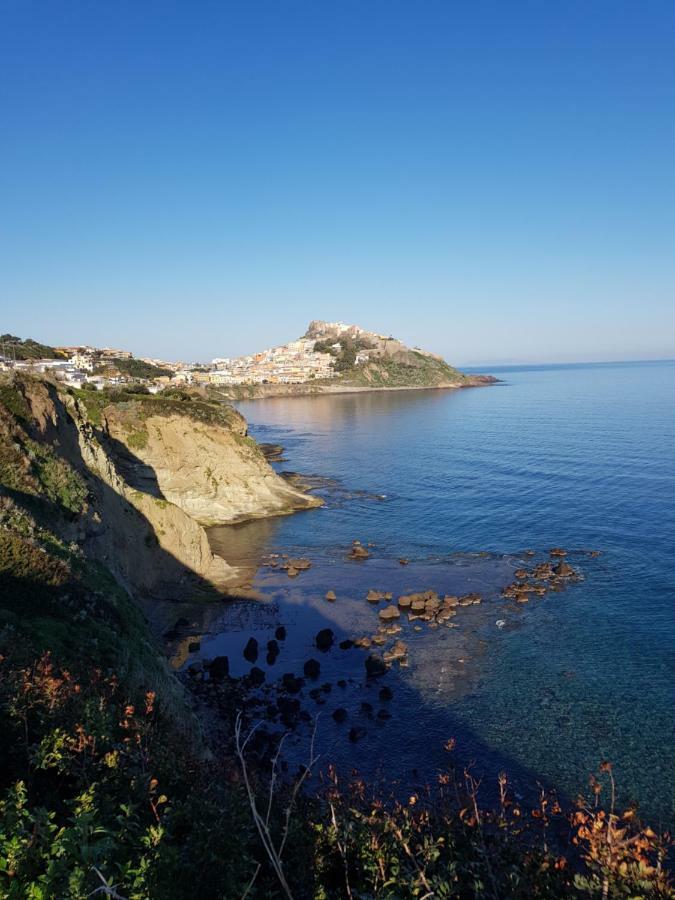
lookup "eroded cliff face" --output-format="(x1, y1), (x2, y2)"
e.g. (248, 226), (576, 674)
(1, 378), (245, 599)
(1, 378), (321, 599)
(98, 403), (321, 526)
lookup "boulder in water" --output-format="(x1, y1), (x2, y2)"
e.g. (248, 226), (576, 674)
(243, 638), (259, 663)
(315, 628), (334, 651)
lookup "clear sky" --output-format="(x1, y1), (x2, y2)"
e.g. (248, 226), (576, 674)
(1, 1), (674, 365)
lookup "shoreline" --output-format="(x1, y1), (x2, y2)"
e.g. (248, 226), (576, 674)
(218, 374), (499, 402)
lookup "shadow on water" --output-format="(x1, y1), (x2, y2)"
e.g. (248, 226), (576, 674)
(181, 551), (605, 818)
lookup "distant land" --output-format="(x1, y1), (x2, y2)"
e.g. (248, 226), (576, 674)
(0, 321), (496, 398)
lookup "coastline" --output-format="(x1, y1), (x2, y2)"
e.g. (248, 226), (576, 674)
(216, 374), (499, 402)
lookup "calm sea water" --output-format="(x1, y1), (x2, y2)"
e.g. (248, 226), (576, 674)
(200, 361), (675, 825)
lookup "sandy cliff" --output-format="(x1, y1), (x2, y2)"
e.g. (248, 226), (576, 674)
(99, 403), (321, 526)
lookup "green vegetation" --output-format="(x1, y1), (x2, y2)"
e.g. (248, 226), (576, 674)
(0, 384), (30, 422)
(337, 353), (466, 389)
(0, 398), (87, 517)
(94, 358), (174, 380)
(0, 334), (65, 361)
(126, 428), (149, 451)
(313, 334), (375, 372)
(74, 387), (242, 432)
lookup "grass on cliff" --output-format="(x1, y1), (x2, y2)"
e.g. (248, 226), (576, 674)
(340, 355), (467, 388)
(73, 387), (243, 431)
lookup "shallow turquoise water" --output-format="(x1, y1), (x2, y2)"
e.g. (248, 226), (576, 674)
(203, 361), (675, 824)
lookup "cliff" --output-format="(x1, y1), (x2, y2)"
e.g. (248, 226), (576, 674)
(0, 376), (319, 598)
(94, 395), (320, 526)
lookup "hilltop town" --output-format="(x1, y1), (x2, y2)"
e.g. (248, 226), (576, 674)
(0, 322), (486, 396)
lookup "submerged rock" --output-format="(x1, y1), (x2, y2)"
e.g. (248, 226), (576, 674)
(303, 659), (321, 679)
(243, 637), (259, 663)
(248, 666), (265, 687)
(332, 707), (348, 723)
(275, 626), (287, 641)
(208, 656), (229, 680)
(383, 640), (408, 664)
(365, 654), (387, 677)
(281, 673), (303, 694)
(287, 557), (312, 571)
(315, 628), (335, 651)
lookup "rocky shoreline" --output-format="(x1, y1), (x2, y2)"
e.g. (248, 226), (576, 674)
(169, 543), (597, 781)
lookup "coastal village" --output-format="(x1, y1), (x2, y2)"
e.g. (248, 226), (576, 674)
(0, 322), (377, 392)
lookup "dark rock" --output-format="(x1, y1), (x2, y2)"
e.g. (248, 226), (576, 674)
(267, 639), (279, 655)
(337, 679), (347, 689)
(320, 682), (332, 694)
(365, 654), (387, 677)
(379, 686), (393, 701)
(339, 639), (354, 650)
(303, 658), (321, 679)
(248, 667), (265, 687)
(360, 701), (374, 715)
(243, 637), (259, 663)
(554, 560), (575, 577)
(277, 696), (301, 728)
(349, 726), (366, 742)
(281, 673), (303, 694)
(208, 656), (229, 680)
(332, 707), (348, 723)
(275, 626), (287, 641)
(377, 709), (392, 720)
(315, 628), (334, 651)
(278, 697), (300, 716)
(308, 688), (322, 700)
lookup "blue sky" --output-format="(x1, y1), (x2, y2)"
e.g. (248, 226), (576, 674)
(1, 1), (674, 365)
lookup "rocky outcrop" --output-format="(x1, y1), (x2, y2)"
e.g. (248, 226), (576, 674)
(1, 377), (321, 598)
(23, 381), (241, 594)
(99, 404), (321, 526)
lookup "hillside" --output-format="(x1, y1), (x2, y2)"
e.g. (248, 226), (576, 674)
(215, 320), (495, 400)
(0, 333), (65, 361)
(306, 320), (468, 388)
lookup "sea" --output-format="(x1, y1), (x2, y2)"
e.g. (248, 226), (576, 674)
(192, 360), (675, 826)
